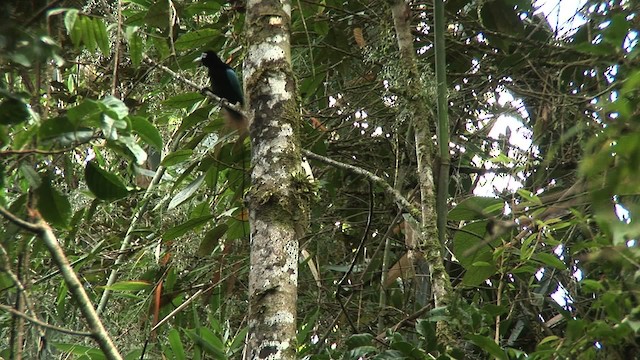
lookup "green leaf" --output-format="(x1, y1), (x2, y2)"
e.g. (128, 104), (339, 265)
(538, 335), (560, 345)
(169, 175), (205, 210)
(197, 224), (228, 256)
(163, 92), (204, 109)
(534, 253), (566, 270)
(126, 26), (143, 68)
(185, 2), (222, 16)
(144, 2), (170, 29)
(0, 97), (30, 125)
(516, 189), (543, 206)
(580, 279), (604, 293)
(448, 196), (503, 221)
(39, 116), (94, 145)
(63, 9), (79, 35)
(94, 18), (110, 55)
(130, 116), (162, 150)
(52, 343), (106, 360)
(178, 107), (213, 132)
(174, 29), (218, 51)
(84, 161), (130, 201)
(603, 13), (630, 47)
(81, 16), (97, 52)
(104, 280), (152, 291)
(67, 100), (101, 126)
(466, 334), (508, 360)
(161, 149), (193, 167)
(185, 328), (226, 358)
(100, 96), (129, 120)
(415, 319), (436, 351)
(37, 177), (72, 228)
(163, 215), (214, 241)
(20, 163), (41, 188)
(116, 135), (148, 165)
(453, 221), (497, 286)
(345, 333), (373, 349)
(168, 329), (186, 360)
(101, 115), (127, 140)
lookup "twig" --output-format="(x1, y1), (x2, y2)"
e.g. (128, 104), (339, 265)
(0, 304), (92, 337)
(302, 149), (421, 220)
(0, 207), (123, 360)
(143, 55), (247, 117)
(111, 0), (122, 97)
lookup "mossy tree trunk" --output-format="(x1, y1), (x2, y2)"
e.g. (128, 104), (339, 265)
(244, 0), (308, 359)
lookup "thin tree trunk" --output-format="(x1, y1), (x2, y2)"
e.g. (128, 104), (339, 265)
(390, 0), (454, 346)
(244, 1), (308, 359)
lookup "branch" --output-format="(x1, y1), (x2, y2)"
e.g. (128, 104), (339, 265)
(302, 149), (421, 220)
(0, 207), (123, 360)
(143, 56), (246, 117)
(0, 304), (92, 337)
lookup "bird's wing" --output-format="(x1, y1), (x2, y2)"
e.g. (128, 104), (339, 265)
(225, 68), (244, 105)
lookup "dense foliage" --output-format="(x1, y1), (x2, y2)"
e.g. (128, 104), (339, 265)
(1, 0), (639, 358)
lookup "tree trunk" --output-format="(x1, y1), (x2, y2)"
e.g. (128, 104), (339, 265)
(244, 0), (308, 359)
(390, 0), (454, 347)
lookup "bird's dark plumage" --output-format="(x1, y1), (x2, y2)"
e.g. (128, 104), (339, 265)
(196, 51), (244, 123)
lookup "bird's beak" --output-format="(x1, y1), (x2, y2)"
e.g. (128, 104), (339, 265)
(193, 54), (203, 63)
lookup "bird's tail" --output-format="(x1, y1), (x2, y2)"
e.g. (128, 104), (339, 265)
(222, 107), (248, 137)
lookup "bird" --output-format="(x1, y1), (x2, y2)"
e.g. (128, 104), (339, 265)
(194, 51), (246, 131)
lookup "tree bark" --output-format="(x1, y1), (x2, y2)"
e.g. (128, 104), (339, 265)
(390, 0), (454, 346)
(244, 0), (308, 359)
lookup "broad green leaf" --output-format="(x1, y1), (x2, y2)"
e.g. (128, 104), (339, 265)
(197, 224), (228, 256)
(81, 16), (97, 52)
(67, 100), (101, 125)
(20, 164), (41, 188)
(448, 196), (503, 221)
(37, 177), (71, 228)
(348, 347), (377, 357)
(38, 116), (94, 145)
(345, 333), (373, 349)
(416, 319), (436, 351)
(453, 221), (497, 286)
(63, 9), (79, 34)
(117, 135), (148, 165)
(84, 161), (129, 201)
(130, 116), (163, 150)
(225, 216), (249, 240)
(94, 18), (110, 55)
(127, 27), (143, 68)
(168, 329), (186, 360)
(161, 149), (193, 167)
(174, 29), (218, 51)
(100, 96), (129, 120)
(185, 328), (226, 358)
(229, 327), (248, 353)
(163, 215), (214, 241)
(466, 334), (508, 360)
(144, 2), (170, 28)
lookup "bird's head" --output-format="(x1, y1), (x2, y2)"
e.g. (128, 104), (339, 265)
(194, 51), (226, 68)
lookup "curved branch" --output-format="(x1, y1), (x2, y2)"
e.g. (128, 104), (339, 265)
(0, 207), (123, 360)
(302, 149), (421, 220)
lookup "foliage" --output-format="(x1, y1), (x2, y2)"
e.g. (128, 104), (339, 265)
(0, 0), (639, 358)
